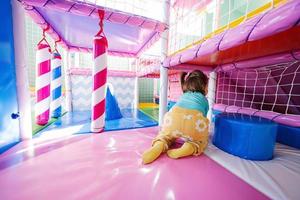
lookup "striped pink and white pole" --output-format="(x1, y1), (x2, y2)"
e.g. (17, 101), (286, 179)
(91, 35), (108, 133)
(35, 42), (51, 125)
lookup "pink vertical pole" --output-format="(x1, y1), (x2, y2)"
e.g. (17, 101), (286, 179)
(91, 10), (107, 133)
(91, 35), (108, 132)
(35, 42), (51, 125)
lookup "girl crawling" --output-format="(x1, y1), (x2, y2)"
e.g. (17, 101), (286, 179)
(142, 70), (210, 164)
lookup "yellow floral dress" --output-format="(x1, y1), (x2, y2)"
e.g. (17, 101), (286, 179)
(153, 106), (210, 155)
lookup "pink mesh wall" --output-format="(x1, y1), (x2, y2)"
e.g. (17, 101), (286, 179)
(168, 74), (183, 102)
(216, 61), (300, 115)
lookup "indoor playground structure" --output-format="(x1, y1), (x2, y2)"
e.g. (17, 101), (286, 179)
(0, 0), (300, 199)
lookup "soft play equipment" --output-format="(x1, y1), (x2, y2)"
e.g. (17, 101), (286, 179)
(105, 86), (122, 120)
(277, 124), (300, 149)
(213, 103), (300, 150)
(18, 0), (167, 133)
(50, 51), (62, 118)
(1, 0), (300, 199)
(91, 11), (108, 133)
(35, 40), (51, 125)
(70, 70), (137, 111)
(213, 113), (278, 160)
(0, 127), (269, 200)
(164, 1), (300, 68)
(0, 0), (20, 153)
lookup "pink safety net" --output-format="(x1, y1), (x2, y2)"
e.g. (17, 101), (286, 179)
(216, 61), (300, 115)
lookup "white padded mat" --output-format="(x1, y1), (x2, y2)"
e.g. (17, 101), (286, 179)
(205, 143), (300, 200)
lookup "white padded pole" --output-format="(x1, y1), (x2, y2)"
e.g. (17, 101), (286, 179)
(90, 36), (108, 133)
(213, 0), (221, 31)
(74, 52), (80, 67)
(64, 51), (72, 112)
(134, 59), (139, 110)
(158, 0), (170, 126)
(134, 77), (139, 110)
(207, 71), (217, 121)
(159, 67), (168, 126)
(12, 0), (32, 140)
(153, 78), (158, 101)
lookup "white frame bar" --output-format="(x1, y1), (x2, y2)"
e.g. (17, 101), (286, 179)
(12, 0), (33, 140)
(158, 0), (170, 126)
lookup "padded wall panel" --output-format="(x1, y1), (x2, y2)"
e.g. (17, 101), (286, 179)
(70, 74), (135, 111)
(0, 0), (20, 153)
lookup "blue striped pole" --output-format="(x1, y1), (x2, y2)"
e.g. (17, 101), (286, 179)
(50, 52), (62, 118)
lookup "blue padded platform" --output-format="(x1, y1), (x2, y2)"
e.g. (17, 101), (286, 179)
(104, 108), (157, 131)
(277, 124), (300, 149)
(35, 108), (157, 137)
(213, 113), (278, 160)
(213, 108), (300, 149)
(0, 142), (19, 154)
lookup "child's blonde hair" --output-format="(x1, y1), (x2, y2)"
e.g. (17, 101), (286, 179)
(180, 70), (208, 95)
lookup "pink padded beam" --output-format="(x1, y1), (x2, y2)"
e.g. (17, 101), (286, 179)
(35, 42), (51, 125)
(91, 35), (107, 133)
(164, 0), (300, 69)
(213, 104), (300, 127)
(69, 68), (136, 77)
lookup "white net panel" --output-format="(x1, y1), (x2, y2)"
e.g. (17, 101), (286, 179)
(216, 61), (300, 115)
(78, 0), (165, 21)
(168, 0), (278, 55)
(136, 55), (161, 73)
(75, 52), (135, 71)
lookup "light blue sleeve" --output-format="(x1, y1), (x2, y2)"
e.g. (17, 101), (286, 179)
(175, 92), (209, 117)
(202, 97), (209, 117)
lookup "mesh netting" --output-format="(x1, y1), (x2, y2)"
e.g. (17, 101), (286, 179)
(78, 0), (165, 21)
(216, 61), (300, 115)
(168, 0), (279, 55)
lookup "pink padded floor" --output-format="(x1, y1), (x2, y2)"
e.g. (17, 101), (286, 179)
(0, 127), (268, 200)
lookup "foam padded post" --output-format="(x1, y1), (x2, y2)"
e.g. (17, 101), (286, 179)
(134, 77), (139, 109)
(64, 51), (72, 112)
(207, 71), (217, 121)
(35, 43), (51, 125)
(105, 86), (122, 120)
(158, 0), (170, 126)
(91, 35), (108, 133)
(50, 52), (62, 118)
(159, 66), (168, 126)
(12, 0), (32, 139)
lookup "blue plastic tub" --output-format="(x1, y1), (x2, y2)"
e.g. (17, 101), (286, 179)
(213, 113), (278, 160)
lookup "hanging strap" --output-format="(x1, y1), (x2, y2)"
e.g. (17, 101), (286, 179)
(53, 37), (61, 53)
(38, 24), (51, 46)
(95, 10), (105, 37)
